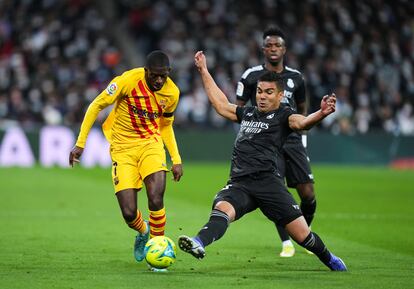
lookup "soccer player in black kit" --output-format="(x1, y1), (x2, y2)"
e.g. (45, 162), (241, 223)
(236, 26), (315, 257)
(178, 51), (347, 271)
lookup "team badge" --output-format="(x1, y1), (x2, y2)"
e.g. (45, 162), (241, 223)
(266, 113), (275, 119)
(160, 100), (167, 109)
(287, 78), (294, 88)
(106, 83), (118, 95)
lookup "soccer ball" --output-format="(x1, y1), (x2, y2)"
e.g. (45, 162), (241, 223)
(144, 236), (177, 269)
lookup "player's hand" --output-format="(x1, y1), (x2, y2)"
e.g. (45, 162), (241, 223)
(69, 145), (84, 167)
(171, 164), (183, 182)
(320, 93), (336, 116)
(194, 51), (207, 72)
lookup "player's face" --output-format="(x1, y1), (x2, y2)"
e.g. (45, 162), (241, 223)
(145, 66), (171, 91)
(256, 81), (284, 112)
(262, 36), (286, 65)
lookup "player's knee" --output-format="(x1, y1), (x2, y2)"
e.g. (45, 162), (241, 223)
(285, 216), (310, 243)
(148, 194), (164, 211)
(214, 201), (236, 222)
(300, 197), (317, 217)
(297, 183), (315, 201)
(121, 206), (137, 223)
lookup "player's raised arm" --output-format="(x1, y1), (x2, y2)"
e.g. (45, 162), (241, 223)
(194, 51), (238, 122)
(288, 93), (336, 131)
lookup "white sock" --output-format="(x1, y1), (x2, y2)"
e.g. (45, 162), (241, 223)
(282, 240), (294, 247)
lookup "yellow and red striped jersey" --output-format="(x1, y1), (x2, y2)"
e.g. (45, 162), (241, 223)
(75, 68), (181, 162)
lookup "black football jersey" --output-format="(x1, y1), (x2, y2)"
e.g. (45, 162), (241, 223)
(236, 64), (306, 112)
(230, 106), (294, 178)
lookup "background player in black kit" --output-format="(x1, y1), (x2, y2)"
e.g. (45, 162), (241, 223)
(237, 26), (316, 257)
(178, 51), (347, 271)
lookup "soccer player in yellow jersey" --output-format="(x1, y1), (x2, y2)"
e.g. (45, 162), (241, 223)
(69, 50), (183, 263)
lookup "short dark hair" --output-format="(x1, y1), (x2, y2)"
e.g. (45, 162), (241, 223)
(263, 25), (286, 41)
(258, 71), (284, 92)
(145, 50), (170, 68)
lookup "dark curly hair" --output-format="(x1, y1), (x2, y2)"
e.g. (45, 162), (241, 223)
(263, 26), (286, 41)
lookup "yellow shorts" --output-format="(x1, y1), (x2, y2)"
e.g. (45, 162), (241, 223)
(110, 138), (168, 193)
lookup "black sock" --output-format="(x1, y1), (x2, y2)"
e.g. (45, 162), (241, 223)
(197, 209), (230, 247)
(299, 232), (332, 266)
(276, 224), (291, 242)
(300, 198), (316, 226)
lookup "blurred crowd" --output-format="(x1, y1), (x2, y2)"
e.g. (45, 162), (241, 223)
(118, 0), (414, 135)
(1, 0), (414, 135)
(0, 0), (126, 129)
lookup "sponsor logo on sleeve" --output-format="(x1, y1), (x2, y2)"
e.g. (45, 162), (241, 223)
(106, 83), (118, 95)
(287, 78), (294, 88)
(236, 82), (244, 96)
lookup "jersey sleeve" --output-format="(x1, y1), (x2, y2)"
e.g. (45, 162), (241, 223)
(75, 74), (128, 148)
(294, 76), (306, 106)
(235, 106), (250, 123)
(281, 106), (295, 126)
(236, 73), (255, 103)
(160, 82), (181, 164)
(163, 81), (180, 116)
(280, 105), (295, 133)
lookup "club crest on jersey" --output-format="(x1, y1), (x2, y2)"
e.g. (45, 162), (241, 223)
(266, 113), (275, 119)
(106, 83), (118, 95)
(160, 100), (167, 109)
(287, 78), (294, 88)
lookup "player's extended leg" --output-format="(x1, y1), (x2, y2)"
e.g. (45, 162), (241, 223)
(285, 216), (347, 271)
(144, 170), (167, 238)
(296, 182), (316, 255)
(179, 182), (256, 260)
(178, 201), (235, 259)
(278, 143), (317, 257)
(275, 151), (296, 257)
(116, 188), (149, 262)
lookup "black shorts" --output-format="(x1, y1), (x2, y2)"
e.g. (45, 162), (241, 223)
(278, 135), (314, 188)
(213, 172), (303, 226)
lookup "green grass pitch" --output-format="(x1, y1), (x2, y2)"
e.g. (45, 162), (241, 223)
(0, 164), (413, 289)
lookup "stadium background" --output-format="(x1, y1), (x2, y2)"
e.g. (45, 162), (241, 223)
(0, 1), (413, 289)
(0, 0), (414, 167)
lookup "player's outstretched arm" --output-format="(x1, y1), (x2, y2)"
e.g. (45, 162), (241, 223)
(288, 93), (336, 131)
(159, 116), (183, 182)
(194, 51), (238, 122)
(69, 88), (117, 167)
